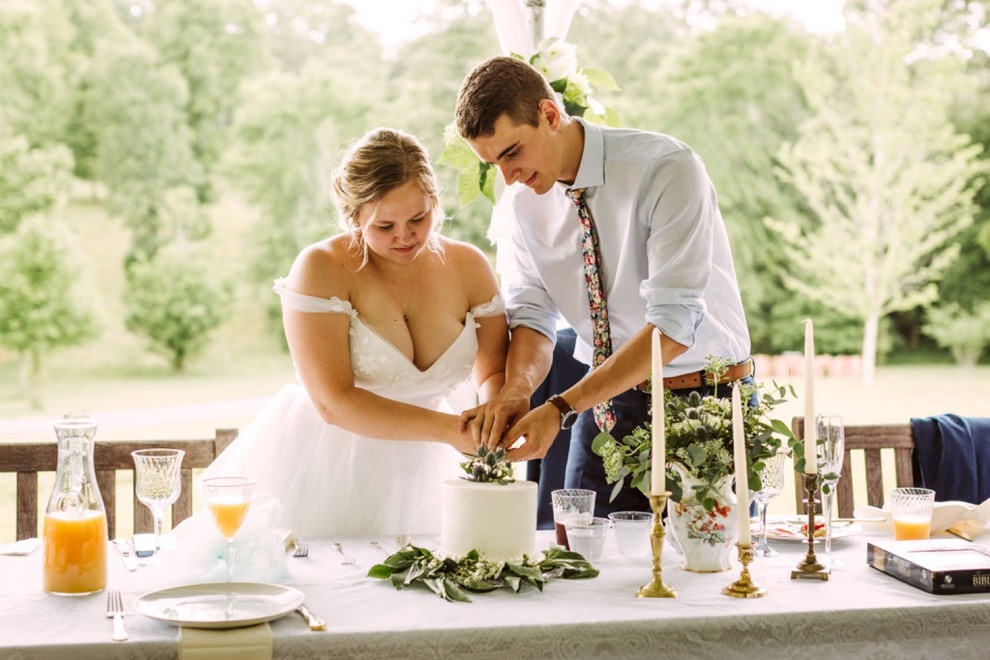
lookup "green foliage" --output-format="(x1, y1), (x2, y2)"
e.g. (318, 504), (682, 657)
(368, 544), (598, 603)
(922, 302), (990, 366)
(0, 215), (99, 404)
(766, 0), (987, 379)
(0, 131), (74, 232)
(592, 358), (797, 511)
(123, 251), (231, 371)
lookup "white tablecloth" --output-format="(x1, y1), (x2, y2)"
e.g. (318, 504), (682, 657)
(4, 527), (990, 659)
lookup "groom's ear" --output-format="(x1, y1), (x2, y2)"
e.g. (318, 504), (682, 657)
(539, 99), (562, 129)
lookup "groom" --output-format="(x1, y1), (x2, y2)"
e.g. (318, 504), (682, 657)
(455, 55), (753, 517)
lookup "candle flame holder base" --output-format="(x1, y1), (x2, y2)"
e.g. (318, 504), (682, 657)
(722, 542), (767, 598)
(637, 492), (677, 598)
(791, 472), (830, 581)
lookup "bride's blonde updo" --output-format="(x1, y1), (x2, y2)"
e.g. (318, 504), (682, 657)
(331, 127), (444, 266)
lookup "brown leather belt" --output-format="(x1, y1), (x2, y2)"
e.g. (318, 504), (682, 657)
(662, 358), (754, 391)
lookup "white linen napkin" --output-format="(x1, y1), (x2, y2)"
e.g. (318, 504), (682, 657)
(178, 623), (272, 660)
(0, 538), (41, 556)
(853, 498), (990, 535)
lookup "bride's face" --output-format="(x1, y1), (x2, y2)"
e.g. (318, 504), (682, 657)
(358, 180), (436, 265)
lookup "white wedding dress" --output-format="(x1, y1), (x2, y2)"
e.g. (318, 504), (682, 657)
(202, 280), (506, 539)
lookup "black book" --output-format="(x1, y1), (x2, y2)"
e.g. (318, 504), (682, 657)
(867, 539), (990, 594)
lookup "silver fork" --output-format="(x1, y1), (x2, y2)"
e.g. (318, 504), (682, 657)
(106, 590), (128, 642)
(292, 542), (309, 558)
(369, 540), (389, 557)
(331, 542), (355, 565)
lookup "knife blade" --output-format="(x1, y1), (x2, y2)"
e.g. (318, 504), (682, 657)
(112, 539), (138, 571)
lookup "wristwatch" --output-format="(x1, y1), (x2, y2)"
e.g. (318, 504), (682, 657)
(547, 394), (578, 430)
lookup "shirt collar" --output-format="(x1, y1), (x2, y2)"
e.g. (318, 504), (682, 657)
(566, 117), (605, 191)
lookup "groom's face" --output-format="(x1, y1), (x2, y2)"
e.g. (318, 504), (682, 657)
(468, 101), (563, 195)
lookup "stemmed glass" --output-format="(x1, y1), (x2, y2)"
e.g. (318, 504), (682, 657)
(131, 449), (185, 555)
(752, 448), (788, 557)
(817, 414), (845, 567)
(203, 476), (255, 581)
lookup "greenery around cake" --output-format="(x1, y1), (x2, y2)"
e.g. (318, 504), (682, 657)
(368, 545), (598, 602)
(460, 445), (515, 484)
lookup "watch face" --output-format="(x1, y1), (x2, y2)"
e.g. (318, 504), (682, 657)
(560, 411), (577, 430)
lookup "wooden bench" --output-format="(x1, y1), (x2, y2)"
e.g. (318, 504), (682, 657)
(791, 417), (915, 518)
(1, 428), (237, 540)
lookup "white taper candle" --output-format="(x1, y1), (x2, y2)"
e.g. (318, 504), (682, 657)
(651, 328), (665, 494)
(803, 319), (817, 474)
(732, 384), (752, 544)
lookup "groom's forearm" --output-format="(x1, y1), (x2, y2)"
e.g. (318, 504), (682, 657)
(502, 326), (554, 400)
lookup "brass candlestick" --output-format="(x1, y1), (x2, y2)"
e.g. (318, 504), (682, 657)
(791, 471), (829, 580)
(722, 542), (767, 598)
(637, 492), (677, 598)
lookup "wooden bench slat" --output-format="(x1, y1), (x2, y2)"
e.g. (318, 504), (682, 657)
(3, 428), (238, 541)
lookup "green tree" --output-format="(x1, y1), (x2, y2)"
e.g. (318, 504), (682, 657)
(142, 0), (268, 202)
(767, 0), (986, 383)
(923, 302), (990, 366)
(123, 250), (231, 372)
(0, 215), (99, 406)
(0, 130), (74, 233)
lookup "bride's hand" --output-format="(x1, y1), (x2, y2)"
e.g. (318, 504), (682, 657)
(458, 394), (530, 449)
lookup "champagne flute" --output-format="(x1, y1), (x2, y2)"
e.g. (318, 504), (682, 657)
(817, 414), (845, 567)
(752, 448), (788, 557)
(131, 449), (185, 555)
(203, 476), (255, 581)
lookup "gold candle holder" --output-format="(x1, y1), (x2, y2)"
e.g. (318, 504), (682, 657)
(637, 492), (677, 598)
(722, 542), (767, 598)
(791, 471), (829, 580)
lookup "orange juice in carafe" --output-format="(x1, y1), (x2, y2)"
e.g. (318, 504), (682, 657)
(43, 417), (107, 595)
(43, 510), (108, 594)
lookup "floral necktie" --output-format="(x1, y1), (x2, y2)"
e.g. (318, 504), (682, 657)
(566, 187), (616, 432)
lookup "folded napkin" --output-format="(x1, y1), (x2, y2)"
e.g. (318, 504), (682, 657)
(148, 491), (289, 584)
(179, 623), (272, 660)
(853, 498), (990, 535)
(0, 538), (41, 556)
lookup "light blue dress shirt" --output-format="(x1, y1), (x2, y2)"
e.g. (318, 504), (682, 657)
(501, 118), (751, 377)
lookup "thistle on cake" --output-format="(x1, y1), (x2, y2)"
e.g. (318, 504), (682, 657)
(460, 445), (515, 484)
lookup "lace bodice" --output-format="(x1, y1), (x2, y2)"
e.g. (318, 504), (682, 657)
(274, 278), (505, 406)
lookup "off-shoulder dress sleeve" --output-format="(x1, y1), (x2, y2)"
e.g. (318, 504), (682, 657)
(469, 293), (506, 319)
(273, 277), (354, 315)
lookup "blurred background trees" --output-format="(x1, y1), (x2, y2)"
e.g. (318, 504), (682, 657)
(0, 0), (988, 406)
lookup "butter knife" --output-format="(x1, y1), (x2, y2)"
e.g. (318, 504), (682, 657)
(295, 604), (326, 631)
(112, 539), (138, 571)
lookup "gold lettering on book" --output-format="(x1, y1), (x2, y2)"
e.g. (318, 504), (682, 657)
(972, 574), (990, 587)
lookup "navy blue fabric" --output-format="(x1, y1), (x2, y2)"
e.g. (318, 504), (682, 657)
(911, 414), (990, 504)
(565, 374), (757, 519)
(525, 328), (586, 530)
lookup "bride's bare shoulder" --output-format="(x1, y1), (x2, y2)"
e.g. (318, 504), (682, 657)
(439, 238), (499, 300)
(285, 235), (360, 298)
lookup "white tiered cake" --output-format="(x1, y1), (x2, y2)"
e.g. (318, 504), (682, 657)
(440, 479), (537, 562)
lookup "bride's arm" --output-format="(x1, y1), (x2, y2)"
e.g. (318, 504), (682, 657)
(282, 244), (473, 453)
(460, 245), (508, 405)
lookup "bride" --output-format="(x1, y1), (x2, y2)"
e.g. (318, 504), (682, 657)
(203, 127), (508, 538)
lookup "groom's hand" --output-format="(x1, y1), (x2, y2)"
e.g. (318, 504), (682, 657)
(502, 403), (559, 462)
(458, 392), (530, 450)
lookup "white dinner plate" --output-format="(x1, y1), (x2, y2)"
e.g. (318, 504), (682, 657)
(762, 516), (862, 542)
(134, 582), (305, 629)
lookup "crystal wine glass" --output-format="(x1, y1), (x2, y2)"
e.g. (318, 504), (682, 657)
(752, 448), (788, 557)
(203, 476), (255, 581)
(816, 414), (845, 567)
(131, 449), (185, 555)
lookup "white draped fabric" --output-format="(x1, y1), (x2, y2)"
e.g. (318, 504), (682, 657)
(488, 0), (580, 56)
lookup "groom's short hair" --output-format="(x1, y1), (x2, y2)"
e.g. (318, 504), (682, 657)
(455, 56), (556, 141)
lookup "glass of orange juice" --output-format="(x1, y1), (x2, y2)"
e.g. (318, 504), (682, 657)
(890, 487), (936, 540)
(202, 477), (255, 581)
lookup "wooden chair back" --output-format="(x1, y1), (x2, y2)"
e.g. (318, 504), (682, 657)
(791, 417), (915, 518)
(1, 428), (237, 540)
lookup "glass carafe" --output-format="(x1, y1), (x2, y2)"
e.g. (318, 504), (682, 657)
(43, 417), (108, 595)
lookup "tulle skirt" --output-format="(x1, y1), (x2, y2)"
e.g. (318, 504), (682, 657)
(203, 384), (464, 539)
